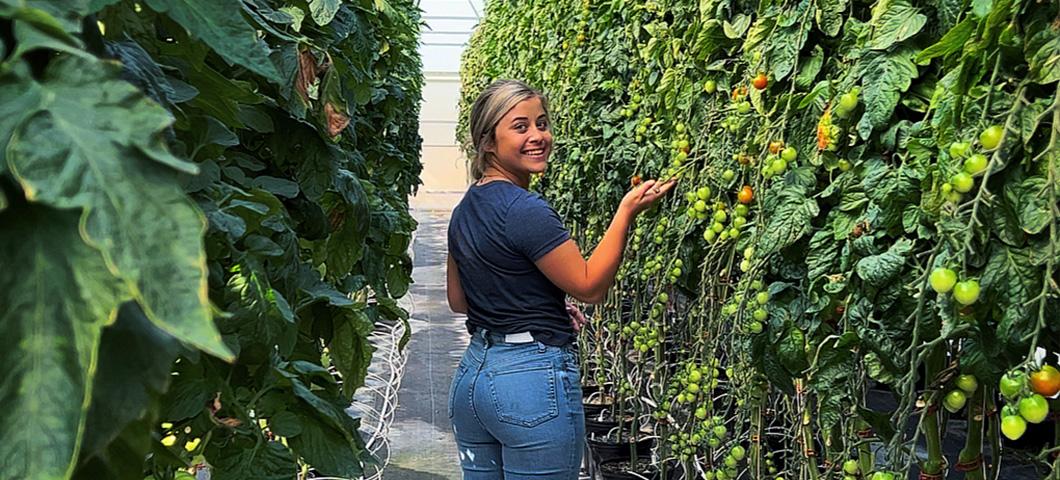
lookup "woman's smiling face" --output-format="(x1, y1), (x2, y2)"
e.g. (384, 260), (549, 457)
(487, 96), (552, 176)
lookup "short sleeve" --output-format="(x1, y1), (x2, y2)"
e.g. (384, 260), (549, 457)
(505, 194), (571, 261)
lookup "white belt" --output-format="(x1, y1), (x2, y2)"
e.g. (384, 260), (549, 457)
(503, 332), (535, 343)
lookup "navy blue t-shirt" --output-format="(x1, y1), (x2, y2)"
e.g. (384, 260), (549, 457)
(448, 181), (573, 346)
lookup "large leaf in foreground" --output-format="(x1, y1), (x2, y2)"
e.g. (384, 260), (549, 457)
(144, 0), (283, 84)
(6, 56), (232, 360)
(0, 204), (124, 480)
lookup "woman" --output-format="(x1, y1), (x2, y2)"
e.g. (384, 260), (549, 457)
(446, 79), (675, 479)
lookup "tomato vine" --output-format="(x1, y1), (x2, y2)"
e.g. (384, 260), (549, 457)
(0, 1), (422, 478)
(461, 0), (1060, 478)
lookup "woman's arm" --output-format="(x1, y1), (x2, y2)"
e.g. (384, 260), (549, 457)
(535, 179), (675, 304)
(446, 254), (468, 314)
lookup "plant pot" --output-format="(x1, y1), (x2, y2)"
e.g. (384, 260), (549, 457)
(596, 457), (659, 480)
(587, 435), (654, 464)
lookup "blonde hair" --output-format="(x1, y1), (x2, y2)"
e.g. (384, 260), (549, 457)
(467, 79), (549, 180)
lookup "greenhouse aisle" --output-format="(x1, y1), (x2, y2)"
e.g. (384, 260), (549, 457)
(386, 196), (467, 480)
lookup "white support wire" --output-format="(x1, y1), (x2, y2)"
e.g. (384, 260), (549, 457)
(307, 312), (412, 480)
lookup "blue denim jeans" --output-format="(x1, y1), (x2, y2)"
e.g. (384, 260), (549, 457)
(448, 329), (585, 479)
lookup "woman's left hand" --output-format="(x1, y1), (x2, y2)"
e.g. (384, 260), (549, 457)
(566, 300), (588, 332)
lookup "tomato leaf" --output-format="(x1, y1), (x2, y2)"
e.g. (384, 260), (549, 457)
(856, 238), (914, 284)
(867, 0), (927, 50)
(0, 205), (126, 480)
(143, 0), (283, 84)
(7, 56), (232, 360)
(769, 18), (811, 81)
(205, 438), (298, 480)
(857, 48), (919, 138)
(815, 0), (848, 37)
(329, 308), (375, 397)
(981, 243), (1038, 352)
(760, 189), (820, 255)
(915, 16), (976, 63)
(1009, 177), (1051, 235)
(1026, 21), (1060, 85)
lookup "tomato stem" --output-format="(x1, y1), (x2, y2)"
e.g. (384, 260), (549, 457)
(957, 387), (986, 480)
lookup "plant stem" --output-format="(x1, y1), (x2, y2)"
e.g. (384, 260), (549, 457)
(921, 346), (946, 476)
(954, 387), (986, 480)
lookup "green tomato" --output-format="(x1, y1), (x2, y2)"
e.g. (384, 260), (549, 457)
(695, 200), (708, 212)
(843, 459), (859, 475)
(713, 425), (727, 438)
(704, 80), (717, 93)
(948, 141), (971, 159)
(781, 146), (797, 162)
(713, 210), (728, 223)
(929, 267), (958, 294)
(1001, 414), (1028, 440)
(748, 321), (763, 334)
(999, 372), (1026, 399)
(951, 172), (975, 193)
(712, 222), (725, 233)
(837, 91), (858, 112)
(770, 157), (788, 173)
(753, 308), (768, 321)
(733, 216), (747, 228)
(943, 389), (967, 413)
(685, 192), (697, 203)
(658, 292), (669, 303)
(871, 472), (896, 480)
(703, 229), (717, 242)
(671, 267), (683, 277)
(736, 101), (751, 114)
(722, 169), (735, 181)
(729, 227), (740, 239)
(697, 186), (712, 200)
(964, 153), (989, 175)
(956, 374), (978, 393)
(731, 445), (746, 461)
(676, 123), (686, 134)
(739, 259), (751, 272)
(756, 291), (770, 305)
(979, 125), (1003, 150)
(941, 182), (953, 194)
(735, 204), (749, 217)
(952, 280), (980, 306)
(1018, 394), (1049, 423)
(744, 247), (756, 259)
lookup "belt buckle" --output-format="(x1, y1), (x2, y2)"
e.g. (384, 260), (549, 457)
(503, 332), (535, 343)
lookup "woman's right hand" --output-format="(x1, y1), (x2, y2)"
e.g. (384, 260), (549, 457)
(619, 178), (677, 217)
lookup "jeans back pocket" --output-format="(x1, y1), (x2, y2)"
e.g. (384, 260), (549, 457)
(487, 363), (558, 427)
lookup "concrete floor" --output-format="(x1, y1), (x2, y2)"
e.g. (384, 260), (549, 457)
(386, 194), (467, 480)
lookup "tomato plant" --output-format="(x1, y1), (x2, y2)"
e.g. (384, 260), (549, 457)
(460, 0), (1060, 477)
(1, 1), (422, 479)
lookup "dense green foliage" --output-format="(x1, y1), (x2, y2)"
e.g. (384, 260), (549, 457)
(461, 0), (1059, 477)
(0, 0), (421, 478)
